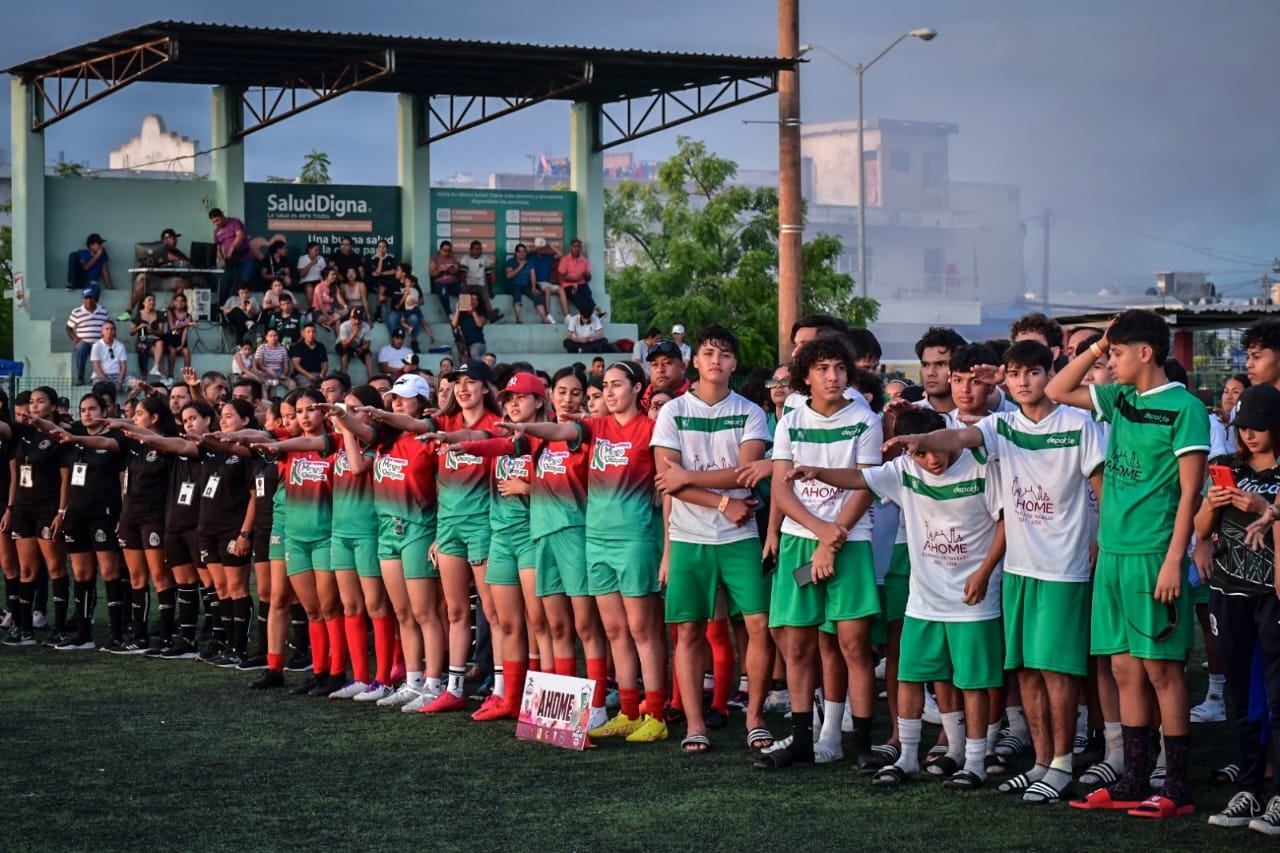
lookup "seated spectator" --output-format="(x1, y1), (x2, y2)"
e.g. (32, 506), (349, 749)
(557, 239), (605, 320)
(563, 304), (612, 353)
(329, 237), (365, 284)
(257, 240), (293, 290)
(429, 241), (462, 318)
(289, 323), (329, 386)
(164, 292), (193, 379)
(505, 243), (549, 324)
(392, 273), (433, 352)
(221, 285), (262, 344)
(230, 340), (262, 384)
(90, 319), (129, 389)
(589, 356), (605, 379)
(633, 326), (661, 370)
(483, 352), (498, 369)
(159, 228), (190, 268)
(458, 240), (504, 322)
(377, 328), (414, 377)
(66, 289), (108, 385)
(297, 241), (327, 304)
(260, 277), (289, 316)
(268, 294), (302, 347)
(70, 233), (112, 294)
(310, 269), (341, 331)
(366, 238), (397, 321)
(130, 292), (167, 380)
(438, 356), (455, 377)
(529, 238), (562, 321)
(337, 267), (370, 320)
(131, 228), (191, 302)
(253, 329), (294, 389)
(451, 293), (487, 359)
(335, 307), (375, 379)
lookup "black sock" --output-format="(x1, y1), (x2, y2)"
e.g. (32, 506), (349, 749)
(4, 575), (18, 619)
(290, 603), (310, 652)
(105, 578), (125, 641)
(851, 715), (874, 755)
(233, 597), (252, 655)
(131, 587), (150, 641)
(18, 580), (35, 632)
(214, 597), (232, 646)
(157, 588), (176, 642)
(1160, 733), (1192, 805)
(789, 709), (815, 762)
(51, 575), (70, 631)
(254, 600), (270, 656)
(72, 580), (93, 642)
(1113, 725), (1152, 798)
(176, 583), (199, 642)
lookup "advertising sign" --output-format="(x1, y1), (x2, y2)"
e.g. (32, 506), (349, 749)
(516, 670), (596, 751)
(244, 183), (402, 261)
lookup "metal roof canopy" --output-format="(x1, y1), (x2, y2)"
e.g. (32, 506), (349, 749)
(1055, 303), (1280, 332)
(5, 20), (791, 149)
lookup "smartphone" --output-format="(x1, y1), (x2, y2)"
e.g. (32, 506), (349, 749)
(1208, 464), (1237, 490)
(761, 552), (777, 576)
(793, 561), (814, 587)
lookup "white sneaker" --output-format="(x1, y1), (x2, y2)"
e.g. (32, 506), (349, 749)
(0, 611), (11, 630)
(874, 657), (887, 680)
(922, 689), (943, 725)
(1190, 695), (1227, 723)
(588, 705), (609, 731)
(763, 689), (791, 715)
(353, 681), (394, 703)
(401, 685), (440, 713)
(377, 683), (420, 707)
(328, 679), (369, 700)
(149, 366), (163, 377)
(841, 703), (854, 733)
(32, 610), (47, 630)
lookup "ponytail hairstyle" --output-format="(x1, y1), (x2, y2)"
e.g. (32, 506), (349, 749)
(222, 397), (257, 427)
(136, 393), (178, 437)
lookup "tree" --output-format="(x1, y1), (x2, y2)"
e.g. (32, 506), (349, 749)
(53, 161), (84, 177)
(604, 137), (876, 368)
(299, 150), (332, 185)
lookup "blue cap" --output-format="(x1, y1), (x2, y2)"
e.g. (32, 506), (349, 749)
(81, 288), (97, 298)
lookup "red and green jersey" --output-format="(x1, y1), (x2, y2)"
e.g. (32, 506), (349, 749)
(582, 414), (658, 541)
(373, 427), (438, 520)
(266, 428), (291, 530)
(491, 449), (532, 535)
(521, 426), (589, 538)
(282, 432), (337, 541)
(331, 440), (377, 537)
(436, 410), (501, 520)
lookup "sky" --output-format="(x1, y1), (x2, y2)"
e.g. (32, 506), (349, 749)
(2, 0), (1278, 300)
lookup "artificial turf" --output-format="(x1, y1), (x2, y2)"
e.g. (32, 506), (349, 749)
(1, 633), (1274, 852)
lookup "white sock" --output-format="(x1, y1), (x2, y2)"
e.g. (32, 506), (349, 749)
(1075, 704), (1089, 740)
(941, 711), (965, 762)
(1103, 720), (1124, 771)
(896, 717), (921, 773)
(1206, 673), (1225, 700)
(986, 721), (1002, 756)
(424, 676), (442, 694)
(737, 674), (749, 693)
(493, 666), (505, 699)
(407, 670), (424, 690)
(1155, 727), (1166, 770)
(819, 700), (845, 749)
(447, 666), (466, 697)
(1042, 753), (1073, 790)
(964, 737), (987, 780)
(1006, 705), (1029, 742)
(703, 671), (715, 691)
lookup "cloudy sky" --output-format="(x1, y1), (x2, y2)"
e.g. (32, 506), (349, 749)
(2, 0), (1277, 298)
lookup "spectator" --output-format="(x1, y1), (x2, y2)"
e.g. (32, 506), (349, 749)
(268, 294), (302, 347)
(337, 267), (370, 320)
(400, 352), (425, 378)
(557, 238), (604, 319)
(451, 293), (487, 359)
(221, 285), (261, 344)
(296, 241), (327, 304)
(529, 237), (563, 321)
(458, 240), (504, 322)
(329, 236), (365, 284)
(590, 356), (605, 379)
(70, 233), (112, 294)
(393, 273), (432, 352)
(482, 352), (498, 369)
(429, 240), (462, 318)
(209, 208), (252, 303)
(377, 328), (414, 377)
(505, 243), (549, 324)
(66, 288), (109, 384)
(253, 328), (293, 389)
(438, 356), (455, 377)
(671, 324), (691, 364)
(257, 240), (292, 290)
(164, 292), (193, 378)
(335, 307), (375, 378)
(289, 323), (329, 386)
(260, 277), (288, 317)
(230, 340), (261, 384)
(310, 268), (341, 331)
(641, 339), (690, 410)
(90, 320), (128, 388)
(563, 304), (612, 354)
(131, 228), (190, 302)
(633, 326), (662, 370)
(129, 292), (167, 380)
(366, 238), (397, 321)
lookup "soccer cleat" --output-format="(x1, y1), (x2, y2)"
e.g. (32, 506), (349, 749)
(763, 689), (791, 715)
(624, 714), (670, 743)
(588, 712), (642, 738)
(353, 681), (394, 703)
(284, 650), (312, 672)
(216, 653), (244, 669)
(144, 642), (170, 658)
(54, 636), (96, 651)
(471, 693), (510, 722)
(197, 643), (223, 664)
(378, 684), (420, 708)
(727, 690), (749, 711)
(1209, 791), (1263, 828)
(117, 639), (150, 655)
(328, 679), (369, 700)
(420, 690), (467, 714)
(587, 705), (610, 731)
(289, 676), (319, 696)
(236, 654), (268, 671)
(160, 637), (199, 660)
(250, 669), (285, 689)
(922, 690), (943, 725)
(308, 675), (340, 696)
(6, 630), (37, 647)
(44, 631), (68, 647)
(98, 638), (125, 654)
(388, 661), (407, 685)
(400, 689), (436, 713)
(1250, 796), (1280, 835)
(1190, 695), (1227, 724)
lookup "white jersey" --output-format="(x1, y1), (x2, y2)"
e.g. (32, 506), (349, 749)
(773, 399), (882, 541)
(782, 388), (861, 417)
(651, 389), (771, 545)
(862, 448), (1003, 622)
(974, 405), (1105, 582)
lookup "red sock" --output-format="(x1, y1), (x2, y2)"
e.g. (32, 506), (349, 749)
(308, 621), (329, 677)
(707, 618), (734, 713)
(267, 652), (285, 673)
(554, 656), (577, 677)
(326, 617), (347, 676)
(344, 615), (369, 683)
(528, 656), (541, 673)
(586, 658), (608, 708)
(619, 687), (641, 719)
(644, 689), (667, 719)
(504, 659), (527, 713)
(668, 624), (683, 710)
(373, 615), (397, 684)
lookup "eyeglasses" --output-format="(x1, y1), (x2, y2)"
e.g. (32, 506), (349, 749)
(764, 380), (787, 389)
(1128, 594), (1179, 642)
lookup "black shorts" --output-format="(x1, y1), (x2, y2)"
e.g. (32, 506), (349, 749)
(200, 530), (252, 569)
(63, 508), (120, 554)
(118, 512), (165, 551)
(253, 528), (271, 564)
(164, 527), (204, 569)
(10, 505), (58, 541)
(165, 331), (188, 349)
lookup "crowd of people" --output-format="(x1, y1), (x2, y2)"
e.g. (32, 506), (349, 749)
(12, 303), (1280, 833)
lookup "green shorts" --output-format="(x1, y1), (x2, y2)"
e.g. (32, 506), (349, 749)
(331, 534), (380, 578)
(898, 616), (1004, 690)
(586, 536), (660, 598)
(1091, 551), (1191, 661)
(268, 524), (286, 562)
(666, 538), (769, 623)
(535, 526), (588, 598)
(1002, 573), (1089, 676)
(377, 515), (438, 581)
(436, 514), (491, 564)
(770, 536), (879, 629)
(871, 544), (911, 645)
(1191, 580), (1211, 606)
(284, 536), (331, 576)
(487, 525), (537, 586)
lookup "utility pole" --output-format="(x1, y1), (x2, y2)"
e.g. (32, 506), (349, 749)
(777, 0), (803, 358)
(1040, 207), (1051, 305)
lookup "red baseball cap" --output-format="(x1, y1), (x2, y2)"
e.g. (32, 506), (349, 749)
(499, 371), (545, 399)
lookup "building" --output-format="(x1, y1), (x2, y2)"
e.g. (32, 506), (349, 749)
(108, 115), (199, 174)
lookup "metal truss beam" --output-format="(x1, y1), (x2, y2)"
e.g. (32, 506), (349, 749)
(30, 37), (176, 130)
(597, 73), (777, 150)
(420, 63), (593, 145)
(236, 50), (396, 138)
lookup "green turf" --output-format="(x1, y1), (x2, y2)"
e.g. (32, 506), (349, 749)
(1, 636), (1274, 852)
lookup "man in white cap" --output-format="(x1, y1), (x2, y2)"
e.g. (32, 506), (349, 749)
(672, 324), (691, 365)
(528, 237), (561, 323)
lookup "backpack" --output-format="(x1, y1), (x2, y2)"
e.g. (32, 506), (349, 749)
(67, 250), (86, 288)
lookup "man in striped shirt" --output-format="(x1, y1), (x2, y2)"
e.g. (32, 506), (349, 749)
(66, 288), (109, 384)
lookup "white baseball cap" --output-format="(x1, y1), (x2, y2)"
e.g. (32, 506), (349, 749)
(533, 237), (548, 248)
(671, 324), (686, 335)
(390, 373), (432, 399)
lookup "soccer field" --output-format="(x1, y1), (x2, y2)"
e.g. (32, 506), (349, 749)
(2, 642), (1273, 853)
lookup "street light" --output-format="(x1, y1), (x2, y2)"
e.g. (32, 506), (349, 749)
(802, 29), (937, 299)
